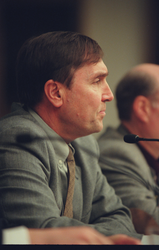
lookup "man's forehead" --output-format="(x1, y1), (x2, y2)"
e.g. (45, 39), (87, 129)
(78, 60), (108, 77)
(88, 62), (108, 78)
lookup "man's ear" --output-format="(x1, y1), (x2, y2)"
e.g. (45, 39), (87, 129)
(133, 95), (151, 123)
(44, 79), (63, 108)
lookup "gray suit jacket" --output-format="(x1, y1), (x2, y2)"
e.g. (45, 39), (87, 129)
(0, 104), (140, 238)
(98, 125), (159, 224)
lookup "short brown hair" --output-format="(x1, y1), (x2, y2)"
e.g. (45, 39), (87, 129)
(16, 31), (103, 107)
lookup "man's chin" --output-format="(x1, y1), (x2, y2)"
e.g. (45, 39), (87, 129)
(92, 124), (103, 134)
(79, 122), (103, 137)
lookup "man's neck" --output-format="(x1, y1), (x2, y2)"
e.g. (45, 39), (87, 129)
(33, 103), (76, 144)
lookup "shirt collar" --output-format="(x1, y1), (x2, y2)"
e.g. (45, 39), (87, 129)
(137, 143), (159, 176)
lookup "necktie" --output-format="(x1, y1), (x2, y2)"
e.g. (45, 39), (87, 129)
(63, 146), (75, 218)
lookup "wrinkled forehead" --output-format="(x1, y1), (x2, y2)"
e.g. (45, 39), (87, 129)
(72, 60), (108, 81)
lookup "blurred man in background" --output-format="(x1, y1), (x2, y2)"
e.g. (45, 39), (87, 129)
(98, 63), (159, 234)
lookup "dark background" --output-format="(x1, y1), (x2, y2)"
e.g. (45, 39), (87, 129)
(1, 0), (80, 106)
(0, 0), (159, 118)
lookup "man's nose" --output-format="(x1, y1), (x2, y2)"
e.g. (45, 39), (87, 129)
(102, 83), (114, 102)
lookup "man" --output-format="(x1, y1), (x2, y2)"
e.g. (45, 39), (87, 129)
(0, 31), (140, 243)
(98, 63), (159, 234)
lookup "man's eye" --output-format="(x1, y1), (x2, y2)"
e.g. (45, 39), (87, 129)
(94, 79), (100, 84)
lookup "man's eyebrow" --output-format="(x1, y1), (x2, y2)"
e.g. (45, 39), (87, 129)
(92, 71), (109, 78)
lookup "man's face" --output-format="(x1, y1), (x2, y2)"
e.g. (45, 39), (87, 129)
(137, 92), (159, 158)
(148, 92), (159, 139)
(59, 60), (114, 140)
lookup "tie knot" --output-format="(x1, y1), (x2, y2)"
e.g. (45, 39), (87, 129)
(67, 146), (74, 162)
